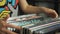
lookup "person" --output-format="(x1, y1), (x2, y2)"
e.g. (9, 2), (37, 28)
(0, 0), (58, 34)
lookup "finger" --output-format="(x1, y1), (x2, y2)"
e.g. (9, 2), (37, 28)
(0, 31), (6, 34)
(41, 7), (58, 18)
(48, 10), (58, 18)
(6, 23), (22, 30)
(50, 10), (58, 18)
(53, 11), (58, 18)
(0, 20), (6, 29)
(1, 28), (17, 34)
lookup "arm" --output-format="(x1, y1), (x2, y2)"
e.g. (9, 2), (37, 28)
(19, 0), (58, 18)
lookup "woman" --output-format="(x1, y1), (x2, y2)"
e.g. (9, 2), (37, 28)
(0, 0), (58, 34)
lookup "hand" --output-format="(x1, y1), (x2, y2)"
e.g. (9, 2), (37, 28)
(47, 9), (58, 18)
(41, 7), (58, 18)
(0, 15), (22, 34)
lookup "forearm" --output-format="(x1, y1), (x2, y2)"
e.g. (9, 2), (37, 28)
(19, 0), (29, 10)
(40, 7), (56, 13)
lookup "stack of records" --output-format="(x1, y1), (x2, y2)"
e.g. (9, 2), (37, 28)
(7, 14), (60, 34)
(23, 20), (60, 34)
(7, 14), (44, 34)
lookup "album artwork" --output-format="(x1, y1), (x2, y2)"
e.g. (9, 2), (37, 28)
(0, 0), (18, 19)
